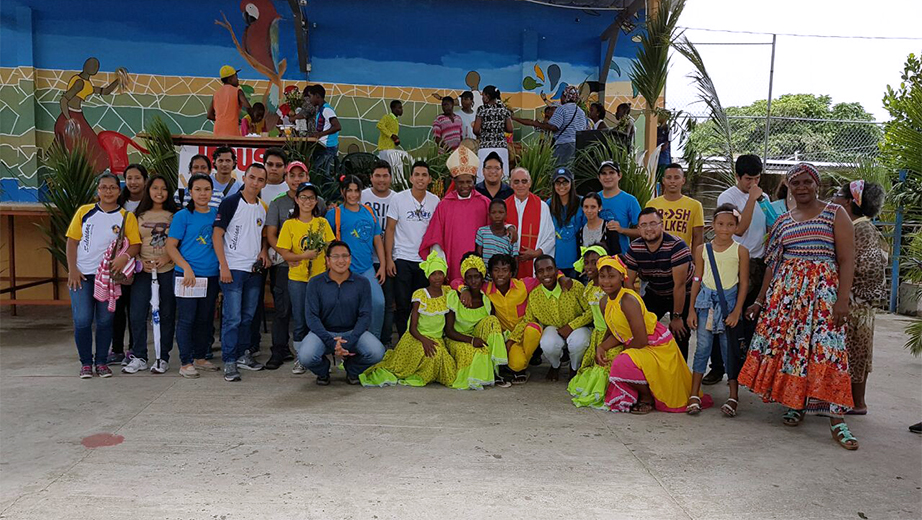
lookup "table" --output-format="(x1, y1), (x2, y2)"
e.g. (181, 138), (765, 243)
(0, 203), (64, 314)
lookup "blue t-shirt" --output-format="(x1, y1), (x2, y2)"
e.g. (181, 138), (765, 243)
(546, 198), (585, 270)
(168, 207), (219, 277)
(598, 190), (641, 254)
(326, 205), (381, 274)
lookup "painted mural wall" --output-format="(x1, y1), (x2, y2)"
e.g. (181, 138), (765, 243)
(0, 0), (646, 202)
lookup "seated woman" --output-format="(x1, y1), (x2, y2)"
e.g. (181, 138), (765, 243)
(445, 254), (509, 390)
(360, 252), (457, 387)
(596, 256), (705, 414)
(567, 246), (624, 408)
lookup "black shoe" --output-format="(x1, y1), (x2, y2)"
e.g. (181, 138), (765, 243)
(346, 374), (361, 385)
(910, 422), (922, 434)
(282, 352), (294, 362)
(264, 354), (284, 370)
(529, 348), (543, 366)
(316, 375), (331, 386)
(702, 370), (725, 386)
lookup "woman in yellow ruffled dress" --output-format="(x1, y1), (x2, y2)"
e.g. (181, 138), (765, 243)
(445, 255), (509, 390)
(360, 253), (457, 387)
(596, 256), (704, 414)
(567, 247), (624, 408)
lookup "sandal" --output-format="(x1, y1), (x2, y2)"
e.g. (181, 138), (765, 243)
(494, 376), (512, 388)
(686, 396), (702, 415)
(831, 422), (859, 450)
(630, 401), (654, 415)
(782, 409), (804, 427)
(721, 398), (739, 417)
(512, 373), (530, 385)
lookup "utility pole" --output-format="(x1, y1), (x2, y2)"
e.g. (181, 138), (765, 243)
(763, 33), (777, 165)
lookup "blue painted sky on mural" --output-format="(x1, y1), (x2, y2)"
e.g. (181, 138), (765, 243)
(2, 0), (643, 91)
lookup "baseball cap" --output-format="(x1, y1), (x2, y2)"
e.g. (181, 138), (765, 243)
(552, 167), (573, 183)
(219, 65), (240, 79)
(287, 161), (308, 174)
(296, 182), (320, 197)
(598, 160), (620, 173)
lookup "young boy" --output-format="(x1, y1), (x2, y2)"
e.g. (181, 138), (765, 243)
(457, 91), (476, 141)
(307, 84), (341, 177)
(475, 199), (516, 268)
(645, 163), (704, 253)
(377, 100), (403, 152)
(362, 161), (396, 346)
(432, 96), (462, 151)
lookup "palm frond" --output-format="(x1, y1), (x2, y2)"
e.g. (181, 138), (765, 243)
(38, 140), (99, 269)
(140, 116), (179, 193)
(396, 145), (452, 197)
(630, 0), (686, 111)
(515, 138), (557, 200)
(572, 135), (654, 206)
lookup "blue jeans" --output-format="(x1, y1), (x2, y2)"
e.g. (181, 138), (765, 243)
(220, 270), (263, 363)
(553, 141), (576, 166)
(296, 330), (385, 377)
(129, 270), (176, 362)
(175, 275), (219, 365)
(288, 279), (310, 343)
(70, 275), (114, 366)
(692, 285), (737, 374)
(313, 144), (338, 177)
(358, 267), (385, 341)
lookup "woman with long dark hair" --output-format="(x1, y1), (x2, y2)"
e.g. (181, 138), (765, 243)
(547, 167), (584, 278)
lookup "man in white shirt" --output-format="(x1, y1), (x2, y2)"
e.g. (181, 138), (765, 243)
(457, 91), (477, 141)
(260, 148), (289, 203)
(362, 161), (396, 345)
(711, 153), (769, 384)
(506, 167), (555, 278)
(214, 163), (270, 382)
(385, 160), (440, 337)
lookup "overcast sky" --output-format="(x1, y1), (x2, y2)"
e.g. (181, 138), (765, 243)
(664, 0), (921, 121)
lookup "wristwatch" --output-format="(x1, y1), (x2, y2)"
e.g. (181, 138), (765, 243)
(669, 312), (680, 321)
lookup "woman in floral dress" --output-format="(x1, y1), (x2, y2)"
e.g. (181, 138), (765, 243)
(360, 252), (456, 387)
(445, 254), (508, 390)
(740, 163), (859, 450)
(832, 180), (887, 415)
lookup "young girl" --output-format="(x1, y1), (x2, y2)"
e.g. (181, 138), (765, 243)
(445, 254), (509, 389)
(475, 199), (516, 268)
(166, 174), (221, 378)
(548, 169), (584, 277)
(596, 256), (702, 414)
(579, 193), (620, 257)
(66, 173), (141, 378)
(241, 102), (266, 136)
(361, 252), (457, 387)
(686, 204), (750, 416)
(325, 175), (386, 341)
(124, 175), (180, 374)
(109, 163), (149, 364)
(277, 182), (334, 343)
(567, 245), (624, 408)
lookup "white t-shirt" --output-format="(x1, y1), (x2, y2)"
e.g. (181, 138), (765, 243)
(214, 192), (268, 271)
(362, 188), (394, 265)
(386, 190), (441, 263)
(261, 182), (288, 204)
(123, 199), (141, 213)
(457, 110), (476, 141)
(717, 186), (770, 259)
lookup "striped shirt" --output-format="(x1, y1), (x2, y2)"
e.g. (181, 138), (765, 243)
(622, 233), (693, 297)
(475, 226), (515, 266)
(432, 114), (463, 150)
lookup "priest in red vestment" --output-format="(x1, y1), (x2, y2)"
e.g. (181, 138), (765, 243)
(506, 167), (556, 277)
(419, 146), (492, 280)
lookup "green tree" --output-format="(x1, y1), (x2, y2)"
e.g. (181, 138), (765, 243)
(687, 93), (882, 163)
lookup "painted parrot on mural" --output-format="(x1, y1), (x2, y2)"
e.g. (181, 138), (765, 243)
(241, 0), (281, 74)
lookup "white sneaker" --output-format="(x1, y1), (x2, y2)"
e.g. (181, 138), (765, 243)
(150, 360), (169, 374)
(291, 360), (306, 375)
(121, 357), (148, 374)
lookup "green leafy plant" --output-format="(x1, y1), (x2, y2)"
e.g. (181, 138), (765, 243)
(139, 116), (179, 193)
(38, 140), (99, 269)
(572, 134), (654, 207)
(515, 137), (557, 199)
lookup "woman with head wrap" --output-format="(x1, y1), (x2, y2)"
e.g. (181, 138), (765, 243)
(597, 256), (703, 414)
(831, 180), (887, 415)
(740, 163), (859, 450)
(567, 247), (625, 408)
(360, 252), (457, 387)
(445, 254), (510, 389)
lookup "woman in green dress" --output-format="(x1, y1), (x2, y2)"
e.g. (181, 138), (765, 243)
(568, 246), (625, 408)
(360, 252), (457, 387)
(445, 254), (509, 390)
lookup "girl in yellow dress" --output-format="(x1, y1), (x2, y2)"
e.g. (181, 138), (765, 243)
(596, 256), (704, 414)
(360, 252), (457, 387)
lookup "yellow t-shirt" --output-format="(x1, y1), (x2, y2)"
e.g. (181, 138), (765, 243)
(66, 204), (142, 275)
(646, 195), (704, 247)
(276, 216), (335, 282)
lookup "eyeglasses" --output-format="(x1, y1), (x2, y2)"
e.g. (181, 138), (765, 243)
(484, 166), (502, 172)
(510, 179), (529, 185)
(637, 221), (662, 229)
(328, 254), (351, 260)
(98, 185), (120, 191)
(297, 195), (317, 202)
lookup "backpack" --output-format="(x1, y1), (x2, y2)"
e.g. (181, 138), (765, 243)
(333, 204), (377, 241)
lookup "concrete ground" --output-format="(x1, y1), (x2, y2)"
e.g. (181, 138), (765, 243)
(1, 307), (920, 520)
